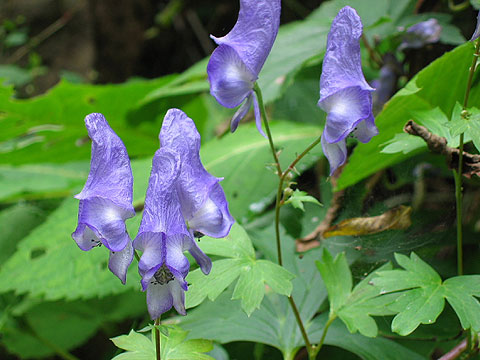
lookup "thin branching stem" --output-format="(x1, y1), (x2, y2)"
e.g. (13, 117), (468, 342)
(455, 39), (480, 275)
(254, 84), (324, 359)
(155, 317), (161, 360)
(316, 314), (336, 355)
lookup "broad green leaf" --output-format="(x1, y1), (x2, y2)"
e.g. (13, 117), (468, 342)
(338, 43), (480, 190)
(0, 203), (46, 265)
(284, 189), (322, 212)
(316, 250), (397, 337)
(111, 326), (213, 360)
(1, 291), (146, 359)
(0, 162), (88, 201)
(372, 253), (480, 335)
(0, 197), (141, 300)
(186, 224), (294, 316)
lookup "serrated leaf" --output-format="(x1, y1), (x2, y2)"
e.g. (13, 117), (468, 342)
(111, 326), (213, 360)
(284, 190), (322, 211)
(0, 197), (141, 300)
(371, 253), (480, 335)
(180, 235), (424, 360)
(316, 250), (397, 337)
(186, 224), (294, 316)
(445, 103), (480, 152)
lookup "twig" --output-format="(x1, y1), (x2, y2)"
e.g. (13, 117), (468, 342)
(404, 120), (480, 177)
(361, 35), (383, 68)
(184, 9), (214, 55)
(6, 0), (85, 64)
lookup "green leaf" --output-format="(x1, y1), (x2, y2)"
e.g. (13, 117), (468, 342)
(446, 104), (480, 152)
(316, 250), (352, 314)
(338, 42), (480, 190)
(111, 326), (213, 360)
(0, 197), (141, 300)
(1, 291), (146, 359)
(372, 253), (480, 335)
(186, 223), (294, 316)
(0, 75), (212, 165)
(316, 250), (397, 337)
(181, 227), (422, 359)
(284, 189), (322, 211)
(0, 203), (46, 265)
(0, 162), (88, 201)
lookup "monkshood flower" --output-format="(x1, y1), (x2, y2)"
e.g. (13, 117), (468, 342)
(207, 0), (281, 136)
(399, 18), (442, 50)
(371, 54), (399, 114)
(160, 109), (234, 239)
(72, 113), (135, 284)
(133, 148), (213, 319)
(318, 6), (378, 175)
(471, 12), (480, 41)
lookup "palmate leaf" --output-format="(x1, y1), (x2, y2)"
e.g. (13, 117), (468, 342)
(186, 223), (294, 316)
(316, 250), (397, 337)
(180, 231), (424, 360)
(111, 326), (213, 360)
(445, 103), (480, 152)
(284, 189), (322, 212)
(372, 252), (480, 336)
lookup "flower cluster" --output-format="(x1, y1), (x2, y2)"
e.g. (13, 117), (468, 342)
(72, 110), (234, 319)
(207, 0), (281, 136)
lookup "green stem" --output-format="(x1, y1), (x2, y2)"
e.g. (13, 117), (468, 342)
(455, 40), (480, 275)
(134, 250), (141, 262)
(253, 84), (316, 359)
(254, 82), (282, 178)
(155, 317), (161, 360)
(316, 314), (337, 355)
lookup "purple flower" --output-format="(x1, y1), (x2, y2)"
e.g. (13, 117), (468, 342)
(134, 147), (213, 319)
(471, 12), (480, 41)
(160, 109), (234, 239)
(72, 113), (135, 284)
(400, 18), (442, 50)
(318, 6), (378, 175)
(207, 0), (281, 136)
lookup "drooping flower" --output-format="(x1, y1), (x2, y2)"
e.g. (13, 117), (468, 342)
(133, 148), (212, 319)
(207, 0), (281, 136)
(318, 6), (378, 175)
(471, 12), (480, 41)
(399, 18), (442, 50)
(160, 109), (234, 239)
(72, 113), (135, 284)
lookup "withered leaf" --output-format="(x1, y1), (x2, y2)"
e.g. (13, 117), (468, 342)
(323, 205), (412, 238)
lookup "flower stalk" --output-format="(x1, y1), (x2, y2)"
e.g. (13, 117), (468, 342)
(254, 84), (321, 360)
(455, 39), (480, 275)
(155, 317), (161, 360)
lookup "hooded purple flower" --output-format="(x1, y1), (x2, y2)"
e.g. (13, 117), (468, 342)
(318, 6), (378, 175)
(471, 12), (480, 41)
(160, 109), (234, 239)
(207, 0), (281, 136)
(133, 148), (212, 319)
(399, 18), (442, 50)
(72, 113), (135, 284)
